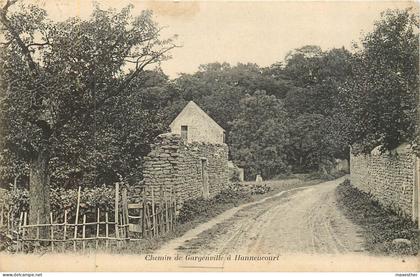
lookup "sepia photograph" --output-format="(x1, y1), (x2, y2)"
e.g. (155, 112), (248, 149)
(0, 0), (419, 273)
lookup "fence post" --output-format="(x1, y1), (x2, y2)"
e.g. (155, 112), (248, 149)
(17, 212), (23, 252)
(144, 201), (149, 238)
(50, 212), (54, 252)
(105, 212), (109, 249)
(115, 182), (120, 246)
(82, 215), (86, 252)
(140, 195), (145, 238)
(63, 210), (67, 252)
(151, 188), (156, 236)
(96, 208), (100, 250)
(22, 212), (27, 251)
(7, 210), (11, 235)
(36, 212), (40, 244)
(121, 186), (129, 239)
(120, 212), (125, 240)
(74, 186), (81, 251)
(122, 214), (128, 240)
(142, 186), (146, 237)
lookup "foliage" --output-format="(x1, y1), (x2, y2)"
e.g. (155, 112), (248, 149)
(282, 46), (353, 171)
(177, 197), (213, 224)
(4, 187), (29, 221)
(0, 1), (416, 225)
(336, 179), (418, 256)
(4, 185), (117, 223)
(0, 2), (177, 190)
(250, 183), (271, 195)
(229, 91), (289, 180)
(283, 46), (352, 117)
(177, 183), (251, 224)
(229, 169), (241, 182)
(170, 62), (292, 135)
(79, 70), (172, 185)
(215, 183), (249, 203)
(340, 9), (419, 153)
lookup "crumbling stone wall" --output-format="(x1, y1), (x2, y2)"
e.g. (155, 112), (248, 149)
(350, 144), (416, 218)
(138, 133), (229, 207)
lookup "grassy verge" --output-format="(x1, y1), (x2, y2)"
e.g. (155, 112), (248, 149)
(117, 176), (327, 254)
(336, 179), (419, 256)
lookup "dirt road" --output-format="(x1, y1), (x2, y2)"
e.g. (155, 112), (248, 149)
(158, 177), (366, 255)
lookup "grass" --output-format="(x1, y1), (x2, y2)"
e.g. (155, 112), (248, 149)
(336, 179), (419, 256)
(3, 175), (329, 255)
(272, 170), (348, 182)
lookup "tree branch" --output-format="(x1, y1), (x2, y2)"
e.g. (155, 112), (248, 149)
(95, 44), (178, 109)
(0, 2), (38, 74)
(0, 0), (52, 138)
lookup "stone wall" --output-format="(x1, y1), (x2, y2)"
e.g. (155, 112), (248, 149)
(138, 133), (229, 207)
(350, 144), (416, 219)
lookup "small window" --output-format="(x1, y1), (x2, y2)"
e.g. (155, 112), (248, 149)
(181, 125), (188, 141)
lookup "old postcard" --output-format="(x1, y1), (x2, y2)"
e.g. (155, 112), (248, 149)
(0, 0), (419, 272)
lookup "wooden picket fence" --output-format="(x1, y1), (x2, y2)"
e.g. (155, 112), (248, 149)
(127, 186), (177, 238)
(15, 184), (177, 252)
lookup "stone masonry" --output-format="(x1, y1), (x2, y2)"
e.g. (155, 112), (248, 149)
(138, 133), (229, 207)
(350, 144), (417, 219)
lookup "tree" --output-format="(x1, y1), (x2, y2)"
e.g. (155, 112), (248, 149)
(285, 113), (345, 172)
(280, 46), (353, 172)
(47, 69), (173, 188)
(171, 62), (292, 139)
(340, 8), (419, 153)
(229, 91), (289, 180)
(0, 1), (177, 226)
(283, 46), (352, 117)
(89, 70), (173, 185)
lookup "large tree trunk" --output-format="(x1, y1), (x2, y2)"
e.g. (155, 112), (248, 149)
(29, 142), (51, 234)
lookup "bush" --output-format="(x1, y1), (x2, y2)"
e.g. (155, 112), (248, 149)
(177, 183), (251, 224)
(177, 197), (213, 224)
(3, 185), (117, 224)
(250, 184), (271, 195)
(229, 170), (242, 183)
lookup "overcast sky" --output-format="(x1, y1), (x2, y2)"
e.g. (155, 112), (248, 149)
(27, 0), (416, 78)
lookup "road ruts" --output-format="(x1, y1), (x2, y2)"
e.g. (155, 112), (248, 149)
(175, 177), (366, 255)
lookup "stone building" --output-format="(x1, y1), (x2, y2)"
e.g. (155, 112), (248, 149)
(138, 102), (229, 207)
(169, 101), (225, 144)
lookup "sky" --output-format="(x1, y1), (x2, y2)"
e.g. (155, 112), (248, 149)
(24, 0), (418, 78)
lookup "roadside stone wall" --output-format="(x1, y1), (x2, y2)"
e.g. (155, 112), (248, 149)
(136, 133), (229, 207)
(350, 144), (416, 218)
